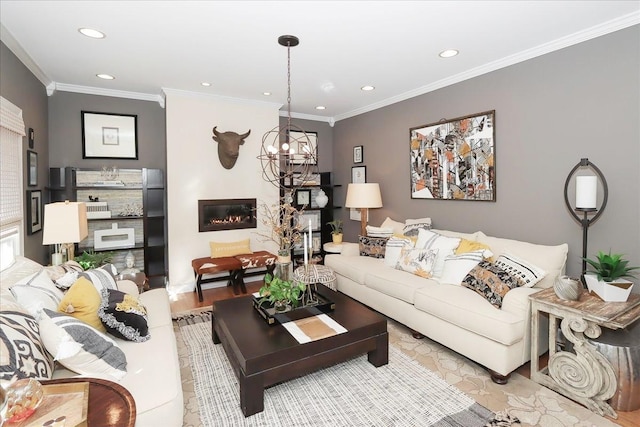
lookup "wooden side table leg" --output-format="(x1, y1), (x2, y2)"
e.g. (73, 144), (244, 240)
(546, 316), (618, 418)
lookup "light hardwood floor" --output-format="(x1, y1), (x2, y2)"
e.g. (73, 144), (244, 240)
(170, 281), (639, 427)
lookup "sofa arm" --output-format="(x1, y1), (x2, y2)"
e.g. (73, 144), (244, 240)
(116, 279), (140, 297)
(340, 242), (360, 257)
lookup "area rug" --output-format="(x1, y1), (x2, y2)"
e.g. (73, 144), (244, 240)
(177, 312), (497, 426)
(175, 312), (618, 427)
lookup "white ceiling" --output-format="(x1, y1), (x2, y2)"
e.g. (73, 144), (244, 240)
(1, 1), (639, 123)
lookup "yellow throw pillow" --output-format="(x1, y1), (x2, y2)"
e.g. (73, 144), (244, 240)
(455, 239), (494, 261)
(209, 239), (252, 258)
(58, 277), (106, 332)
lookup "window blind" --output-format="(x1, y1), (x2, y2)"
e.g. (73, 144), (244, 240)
(0, 97), (25, 231)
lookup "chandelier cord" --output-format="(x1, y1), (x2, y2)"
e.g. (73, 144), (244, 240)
(286, 40), (292, 132)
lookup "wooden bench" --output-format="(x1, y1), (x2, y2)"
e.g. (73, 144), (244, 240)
(191, 251), (277, 302)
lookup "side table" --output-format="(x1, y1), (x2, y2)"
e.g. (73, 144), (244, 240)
(323, 242), (342, 254)
(117, 272), (149, 294)
(530, 287), (640, 419)
(41, 377), (136, 427)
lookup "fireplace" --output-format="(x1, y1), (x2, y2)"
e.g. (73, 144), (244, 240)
(198, 198), (257, 232)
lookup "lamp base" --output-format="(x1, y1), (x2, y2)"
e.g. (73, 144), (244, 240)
(51, 253), (63, 266)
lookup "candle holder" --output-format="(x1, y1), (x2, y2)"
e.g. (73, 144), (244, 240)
(563, 158), (608, 285)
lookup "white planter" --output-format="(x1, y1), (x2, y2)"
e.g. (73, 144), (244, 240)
(584, 273), (634, 302)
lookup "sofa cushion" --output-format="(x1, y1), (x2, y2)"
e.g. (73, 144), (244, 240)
(414, 283), (525, 346)
(78, 266), (118, 293)
(431, 229), (480, 241)
(10, 270), (64, 320)
(358, 235), (389, 258)
(365, 266), (434, 304)
(380, 217), (405, 235)
(476, 232), (568, 289)
(384, 236), (414, 268)
(494, 252), (546, 288)
(0, 256), (43, 291)
(43, 261), (83, 282)
(139, 289), (174, 329)
(325, 254), (384, 285)
(402, 217), (432, 237)
(455, 239), (494, 259)
(395, 247), (438, 278)
(98, 289), (150, 342)
(39, 309), (127, 381)
(415, 229), (461, 278)
(0, 306), (54, 381)
(438, 250), (489, 285)
(462, 261), (525, 308)
(58, 277), (106, 332)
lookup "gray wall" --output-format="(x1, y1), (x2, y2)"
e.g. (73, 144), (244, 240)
(0, 42), (49, 264)
(333, 25), (640, 281)
(48, 92), (166, 170)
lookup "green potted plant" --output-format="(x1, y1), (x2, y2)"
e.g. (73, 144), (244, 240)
(583, 251), (639, 302)
(259, 273), (307, 312)
(75, 250), (114, 270)
(327, 219), (343, 244)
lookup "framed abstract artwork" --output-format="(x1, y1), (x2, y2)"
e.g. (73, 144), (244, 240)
(27, 190), (42, 234)
(410, 110), (495, 201)
(82, 111), (138, 159)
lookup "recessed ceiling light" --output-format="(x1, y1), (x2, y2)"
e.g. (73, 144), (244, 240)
(263, 92), (272, 96)
(201, 82), (211, 87)
(96, 73), (115, 80)
(78, 28), (105, 39)
(439, 49), (459, 58)
(315, 106), (326, 110)
(361, 85), (375, 91)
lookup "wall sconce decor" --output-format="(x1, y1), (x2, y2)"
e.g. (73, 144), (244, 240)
(563, 158), (608, 283)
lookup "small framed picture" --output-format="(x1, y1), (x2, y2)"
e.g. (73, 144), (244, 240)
(27, 150), (38, 187)
(28, 128), (35, 149)
(353, 145), (363, 164)
(295, 189), (311, 208)
(82, 111), (138, 159)
(352, 165), (366, 183)
(312, 234), (321, 251)
(27, 190), (42, 234)
(297, 211), (321, 231)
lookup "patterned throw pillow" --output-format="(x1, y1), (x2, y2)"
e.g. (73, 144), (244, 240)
(98, 289), (150, 342)
(358, 235), (389, 258)
(494, 252), (546, 288)
(462, 261), (525, 308)
(439, 250), (492, 285)
(209, 239), (252, 258)
(78, 265), (118, 293)
(43, 261), (83, 282)
(384, 236), (414, 267)
(395, 247), (439, 278)
(402, 217), (432, 237)
(0, 308), (54, 381)
(455, 239), (494, 261)
(58, 277), (106, 332)
(38, 309), (127, 380)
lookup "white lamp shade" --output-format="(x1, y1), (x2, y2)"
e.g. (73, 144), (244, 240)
(345, 183), (383, 208)
(42, 201), (89, 245)
(575, 175), (597, 209)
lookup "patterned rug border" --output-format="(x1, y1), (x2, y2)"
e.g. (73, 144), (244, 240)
(175, 311), (521, 427)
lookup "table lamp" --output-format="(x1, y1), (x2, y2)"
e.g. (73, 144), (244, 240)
(345, 183), (383, 236)
(42, 201), (88, 265)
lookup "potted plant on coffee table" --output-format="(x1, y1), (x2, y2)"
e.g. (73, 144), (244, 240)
(327, 219), (343, 244)
(583, 251), (639, 302)
(258, 273), (307, 312)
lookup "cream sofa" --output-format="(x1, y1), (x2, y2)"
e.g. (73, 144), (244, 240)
(325, 228), (568, 383)
(0, 257), (183, 426)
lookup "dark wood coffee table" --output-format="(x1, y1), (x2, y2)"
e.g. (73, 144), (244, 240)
(212, 284), (388, 417)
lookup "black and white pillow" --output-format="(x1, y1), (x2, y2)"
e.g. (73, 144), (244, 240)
(78, 264), (118, 293)
(98, 289), (150, 342)
(494, 252), (546, 288)
(462, 261), (525, 308)
(38, 309), (127, 380)
(0, 308), (54, 381)
(9, 270), (64, 319)
(402, 217), (432, 237)
(358, 235), (389, 258)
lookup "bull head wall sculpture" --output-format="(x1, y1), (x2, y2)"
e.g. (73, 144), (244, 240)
(212, 126), (251, 169)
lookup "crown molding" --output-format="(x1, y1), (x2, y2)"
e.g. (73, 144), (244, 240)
(279, 110), (334, 126)
(334, 11), (640, 122)
(161, 87), (282, 110)
(52, 83), (165, 107)
(1, 23), (52, 88)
